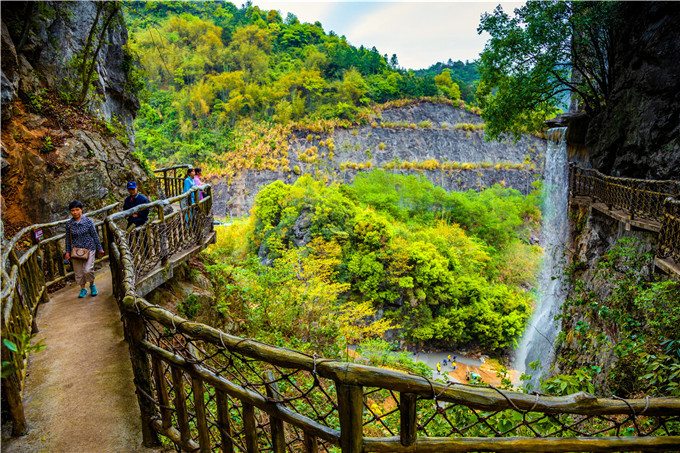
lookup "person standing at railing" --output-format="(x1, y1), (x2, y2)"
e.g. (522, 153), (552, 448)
(183, 168), (196, 199)
(193, 167), (204, 201)
(182, 168), (196, 225)
(64, 201), (104, 298)
(123, 181), (150, 230)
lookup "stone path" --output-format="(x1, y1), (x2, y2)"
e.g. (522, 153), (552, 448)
(1, 270), (161, 453)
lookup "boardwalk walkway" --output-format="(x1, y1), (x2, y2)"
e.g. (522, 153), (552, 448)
(2, 270), (160, 453)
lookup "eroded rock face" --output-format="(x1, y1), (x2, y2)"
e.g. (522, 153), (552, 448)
(3, 2), (138, 126)
(212, 103), (546, 217)
(585, 2), (680, 180)
(1, 2), (148, 232)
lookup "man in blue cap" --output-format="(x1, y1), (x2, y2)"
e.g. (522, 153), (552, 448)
(123, 181), (150, 229)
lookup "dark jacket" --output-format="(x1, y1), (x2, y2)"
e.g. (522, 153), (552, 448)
(123, 193), (150, 226)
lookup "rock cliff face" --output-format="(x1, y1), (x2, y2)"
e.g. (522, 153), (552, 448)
(213, 103), (546, 217)
(584, 2), (680, 180)
(553, 199), (663, 395)
(1, 2), (148, 234)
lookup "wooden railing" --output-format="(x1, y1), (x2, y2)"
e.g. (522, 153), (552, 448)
(658, 197), (680, 265)
(1, 202), (118, 435)
(569, 164), (680, 221)
(569, 164), (680, 267)
(153, 164), (192, 199)
(106, 186), (680, 451)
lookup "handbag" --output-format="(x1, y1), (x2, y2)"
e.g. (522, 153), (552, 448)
(69, 223), (91, 260)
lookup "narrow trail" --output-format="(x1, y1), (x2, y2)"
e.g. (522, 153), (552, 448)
(2, 269), (160, 453)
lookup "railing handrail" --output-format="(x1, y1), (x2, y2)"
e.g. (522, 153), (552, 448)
(1, 202), (119, 266)
(117, 293), (680, 416)
(107, 184), (209, 222)
(152, 164), (192, 174)
(570, 164), (680, 187)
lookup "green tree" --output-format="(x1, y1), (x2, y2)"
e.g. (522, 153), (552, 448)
(477, 1), (620, 140)
(434, 69), (461, 100)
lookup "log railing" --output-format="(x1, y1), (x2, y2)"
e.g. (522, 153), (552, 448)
(569, 164), (680, 267)
(658, 197), (680, 265)
(569, 164), (680, 221)
(1, 202), (118, 435)
(106, 187), (680, 452)
(107, 184), (214, 285)
(153, 164), (192, 199)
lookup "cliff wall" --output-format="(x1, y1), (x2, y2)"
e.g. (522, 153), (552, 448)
(213, 103), (545, 217)
(1, 1), (149, 235)
(584, 2), (680, 180)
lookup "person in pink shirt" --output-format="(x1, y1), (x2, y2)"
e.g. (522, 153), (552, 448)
(193, 167), (203, 201)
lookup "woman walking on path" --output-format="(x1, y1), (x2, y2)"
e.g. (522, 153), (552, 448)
(64, 201), (105, 298)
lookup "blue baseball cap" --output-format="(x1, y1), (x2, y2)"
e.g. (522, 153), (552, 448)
(126, 181), (137, 189)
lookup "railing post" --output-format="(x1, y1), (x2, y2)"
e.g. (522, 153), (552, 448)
(171, 365), (191, 445)
(630, 182), (638, 220)
(191, 376), (212, 452)
(124, 299), (161, 447)
(265, 370), (286, 453)
(400, 392), (418, 446)
(242, 401), (259, 453)
(1, 331), (27, 436)
(216, 390), (235, 453)
(337, 382), (364, 453)
(157, 205), (168, 266)
(151, 357), (172, 430)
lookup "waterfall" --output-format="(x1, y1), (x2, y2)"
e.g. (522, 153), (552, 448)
(514, 127), (569, 388)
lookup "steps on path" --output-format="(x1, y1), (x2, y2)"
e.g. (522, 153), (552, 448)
(1, 270), (163, 453)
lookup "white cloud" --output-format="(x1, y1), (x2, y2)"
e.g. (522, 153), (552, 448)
(254, 1), (525, 69)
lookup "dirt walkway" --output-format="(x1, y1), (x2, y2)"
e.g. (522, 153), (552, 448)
(2, 270), (160, 453)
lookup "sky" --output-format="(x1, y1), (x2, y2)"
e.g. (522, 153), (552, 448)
(255, 1), (524, 70)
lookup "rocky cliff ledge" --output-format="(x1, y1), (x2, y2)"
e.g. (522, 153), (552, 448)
(213, 103), (546, 217)
(1, 2), (149, 234)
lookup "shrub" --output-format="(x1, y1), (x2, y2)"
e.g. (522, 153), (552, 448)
(378, 142), (386, 151)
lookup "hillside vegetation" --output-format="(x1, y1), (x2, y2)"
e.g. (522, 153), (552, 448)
(201, 171), (542, 358)
(124, 1), (480, 172)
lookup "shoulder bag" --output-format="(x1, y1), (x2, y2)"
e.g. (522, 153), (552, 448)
(69, 222), (91, 260)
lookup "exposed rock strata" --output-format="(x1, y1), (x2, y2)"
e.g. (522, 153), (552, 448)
(212, 103), (546, 217)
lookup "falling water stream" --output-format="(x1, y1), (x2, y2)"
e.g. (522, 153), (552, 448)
(514, 127), (570, 388)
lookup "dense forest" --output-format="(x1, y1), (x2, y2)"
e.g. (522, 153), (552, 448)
(124, 1), (480, 170)
(201, 172), (542, 360)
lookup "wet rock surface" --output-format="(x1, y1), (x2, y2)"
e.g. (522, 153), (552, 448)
(585, 2), (680, 180)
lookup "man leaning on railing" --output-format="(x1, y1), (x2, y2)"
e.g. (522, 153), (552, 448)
(123, 181), (150, 231)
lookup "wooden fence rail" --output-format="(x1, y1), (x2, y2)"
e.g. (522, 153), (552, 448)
(153, 164), (192, 199)
(105, 185), (680, 452)
(569, 164), (680, 269)
(0, 164), (194, 435)
(0, 202), (118, 435)
(569, 164), (680, 222)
